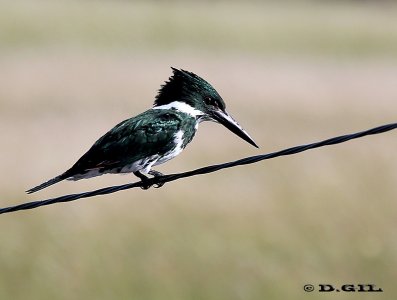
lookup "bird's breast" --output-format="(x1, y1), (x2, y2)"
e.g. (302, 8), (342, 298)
(154, 128), (193, 166)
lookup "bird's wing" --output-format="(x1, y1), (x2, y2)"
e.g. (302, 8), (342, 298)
(67, 110), (183, 176)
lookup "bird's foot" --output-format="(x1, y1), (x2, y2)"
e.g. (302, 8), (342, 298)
(148, 170), (165, 188)
(133, 171), (153, 190)
(134, 170), (165, 190)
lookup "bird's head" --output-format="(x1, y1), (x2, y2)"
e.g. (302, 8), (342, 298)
(154, 68), (258, 148)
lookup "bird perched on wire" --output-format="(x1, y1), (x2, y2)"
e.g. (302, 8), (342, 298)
(27, 68), (258, 193)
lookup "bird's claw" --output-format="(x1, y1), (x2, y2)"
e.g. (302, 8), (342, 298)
(153, 181), (164, 188)
(149, 170), (165, 188)
(140, 182), (152, 190)
(135, 170), (165, 190)
(140, 180), (164, 189)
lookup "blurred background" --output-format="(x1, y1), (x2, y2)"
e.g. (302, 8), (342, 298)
(0, 0), (396, 299)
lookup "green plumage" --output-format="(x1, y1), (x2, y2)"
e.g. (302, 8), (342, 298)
(68, 109), (197, 178)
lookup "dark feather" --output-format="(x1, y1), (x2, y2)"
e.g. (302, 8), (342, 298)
(26, 173), (69, 194)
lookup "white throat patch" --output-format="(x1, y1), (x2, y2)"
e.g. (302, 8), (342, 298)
(153, 101), (203, 118)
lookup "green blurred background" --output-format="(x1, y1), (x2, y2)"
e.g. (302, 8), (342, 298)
(1, 0), (396, 299)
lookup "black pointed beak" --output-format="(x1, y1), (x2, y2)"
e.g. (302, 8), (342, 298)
(211, 109), (259, 148)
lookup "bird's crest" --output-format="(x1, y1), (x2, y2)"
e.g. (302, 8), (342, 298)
(154, 68), (220, 107)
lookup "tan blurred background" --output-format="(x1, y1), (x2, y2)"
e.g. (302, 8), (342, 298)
(1, 0), (396, 299)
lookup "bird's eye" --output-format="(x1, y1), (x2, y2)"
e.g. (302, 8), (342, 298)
(204, 96), (212, 105)
(204, 96), (217, 107)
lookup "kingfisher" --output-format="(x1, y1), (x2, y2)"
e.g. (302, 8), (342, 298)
(27, 68), (258, 193)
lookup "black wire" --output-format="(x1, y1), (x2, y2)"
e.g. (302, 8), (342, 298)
(1, 122), (396, 215)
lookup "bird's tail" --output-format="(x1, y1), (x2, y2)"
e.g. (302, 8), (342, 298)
(26, 173), (69, 194)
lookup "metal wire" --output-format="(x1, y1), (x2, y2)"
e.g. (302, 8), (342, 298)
(1, 122), (396, 215)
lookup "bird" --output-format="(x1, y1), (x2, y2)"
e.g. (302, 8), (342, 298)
(26, 68), (258, 193)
